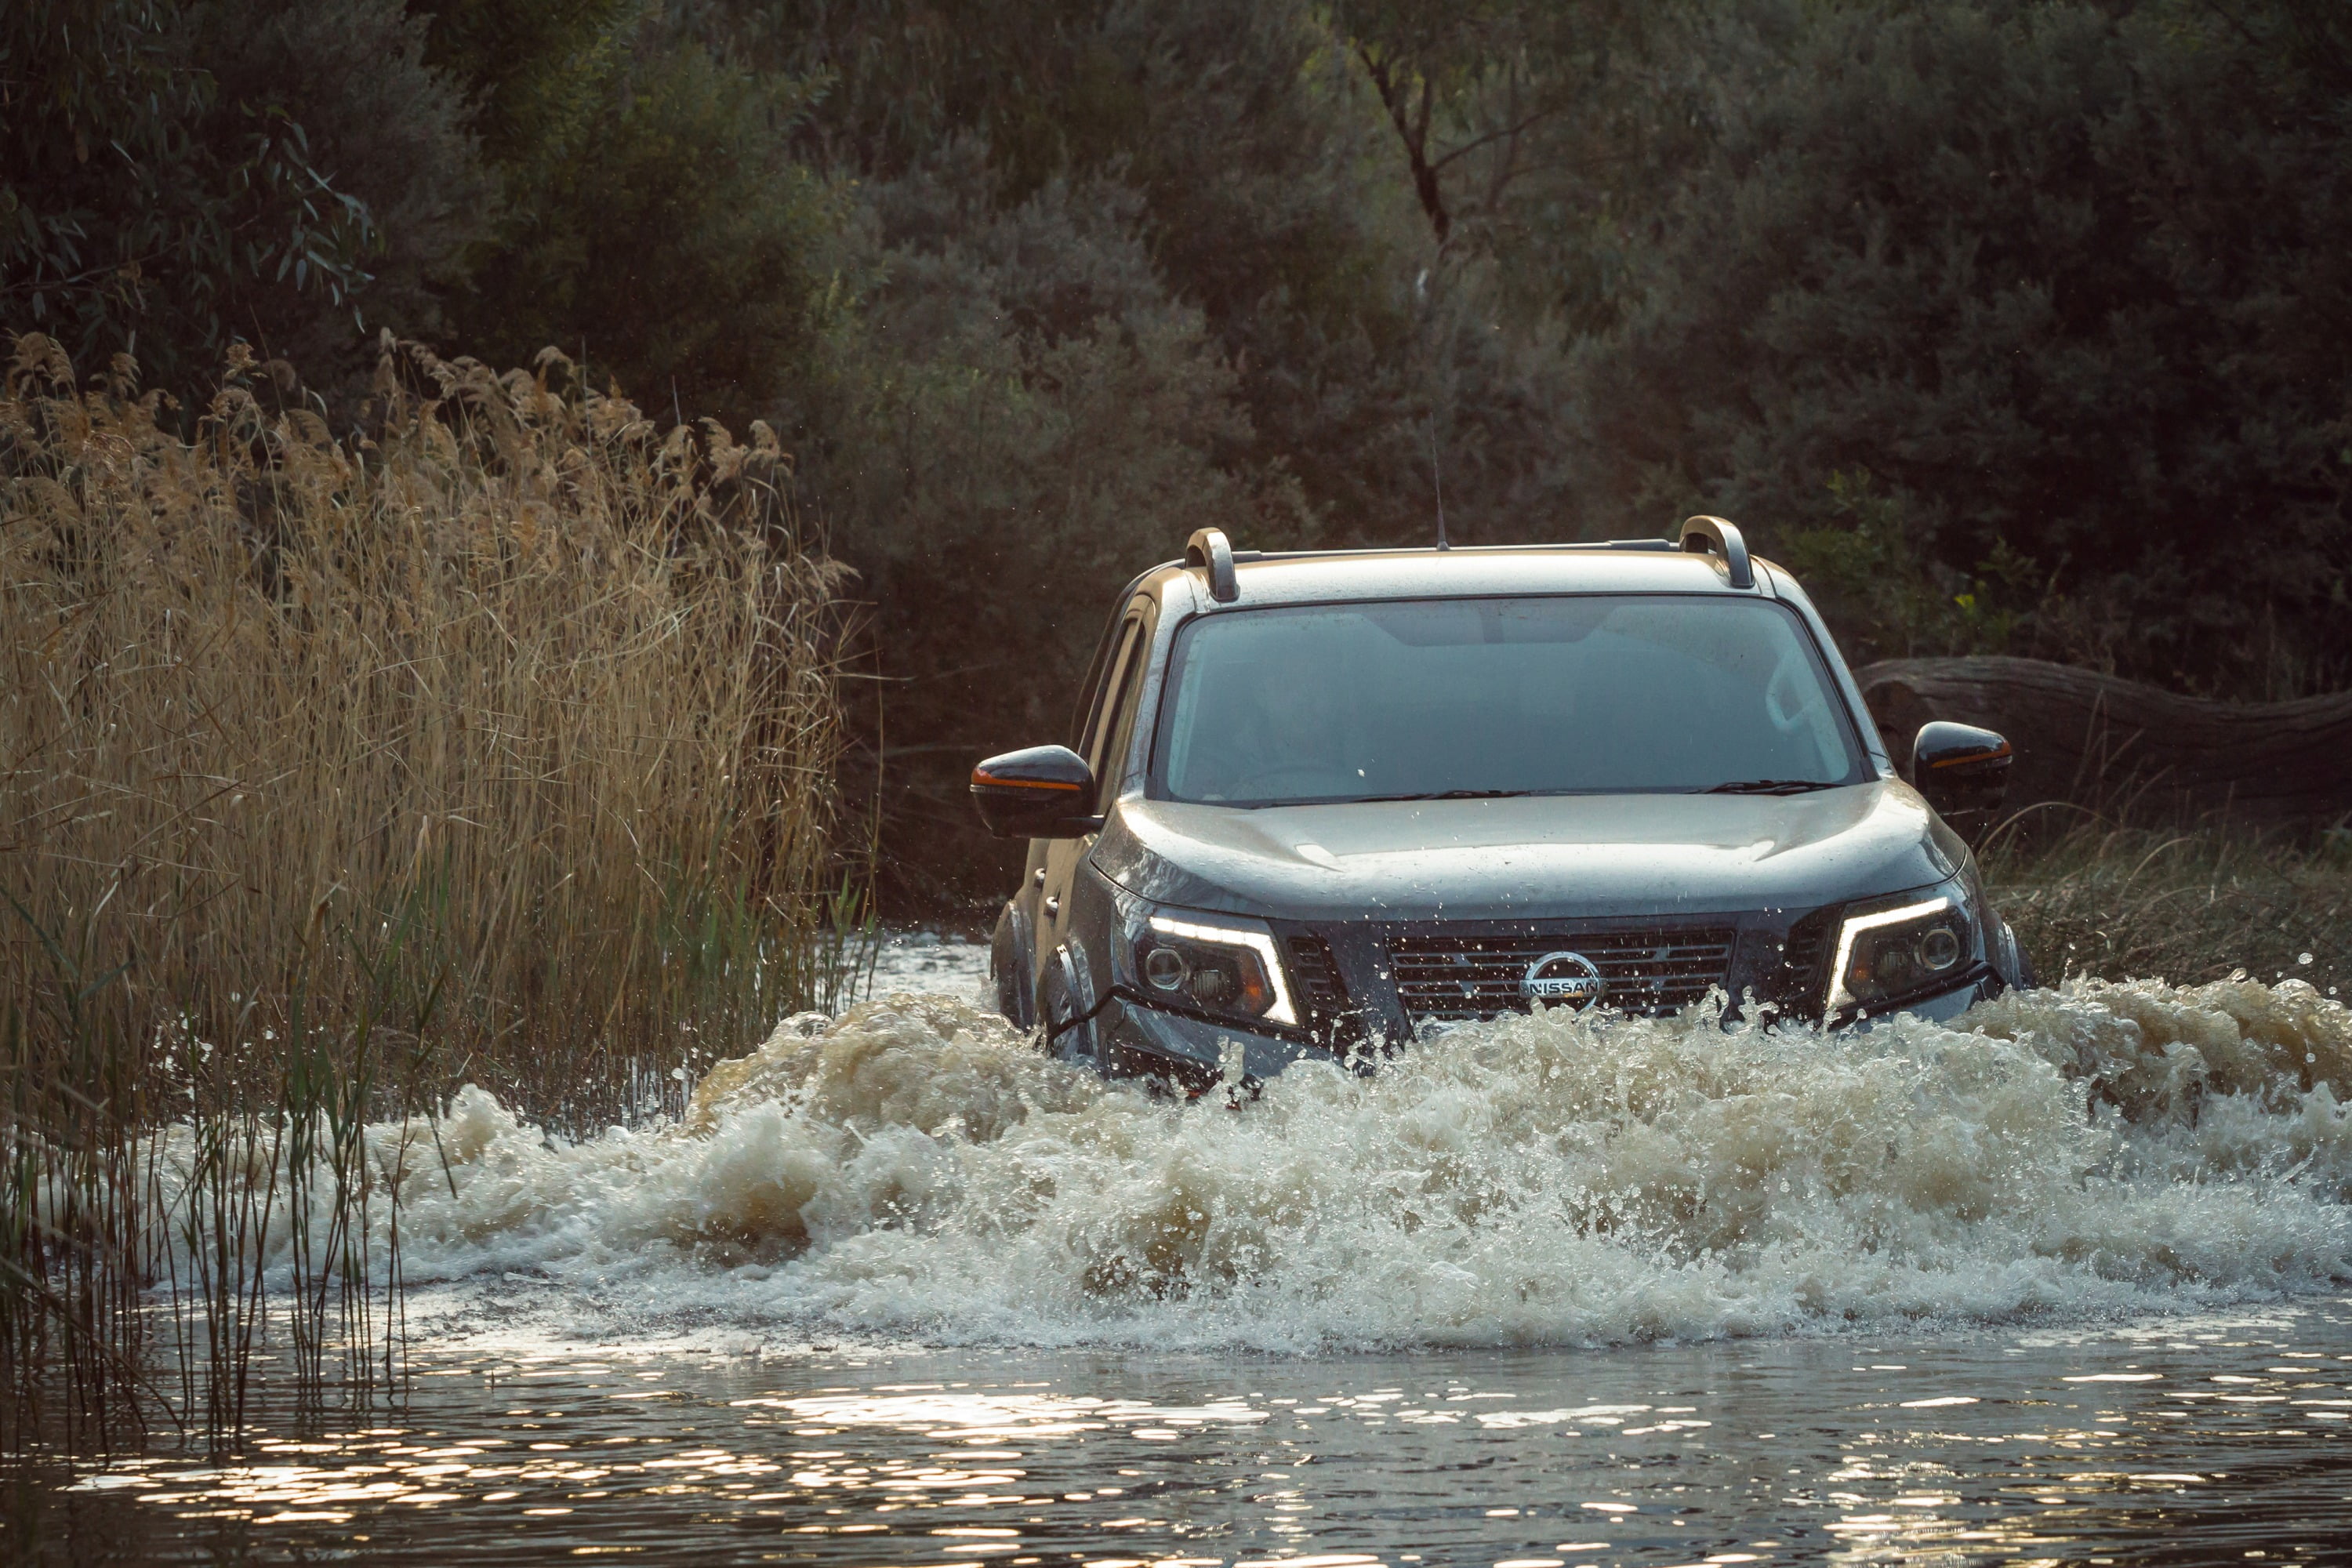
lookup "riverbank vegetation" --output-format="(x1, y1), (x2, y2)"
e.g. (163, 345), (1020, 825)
(9, 0), (2346, 906)
(1989, 821), (2352, 1001)
(1, 334), (858, 1447)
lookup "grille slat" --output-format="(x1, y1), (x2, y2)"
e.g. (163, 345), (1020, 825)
(1283, 933), (1364, 1047)
(1385, 926), (1737, 1020)
(1762, 908), (1835, 1020)
(1284, 934), (1348, 1011)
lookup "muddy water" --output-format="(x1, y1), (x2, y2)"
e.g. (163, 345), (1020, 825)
(15, 937), (2352, 1563)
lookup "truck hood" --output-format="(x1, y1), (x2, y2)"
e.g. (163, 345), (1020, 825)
(1090, 781), (1958, 923)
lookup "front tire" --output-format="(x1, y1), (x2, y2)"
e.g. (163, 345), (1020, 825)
(1040, 952), (1101, 1072)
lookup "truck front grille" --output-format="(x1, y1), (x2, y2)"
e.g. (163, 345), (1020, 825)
(1385, 925), (1737, 1020)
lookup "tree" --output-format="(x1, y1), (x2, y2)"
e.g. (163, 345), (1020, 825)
(1334, 0), (1632, 250)
(1559, 0), (2352, 696)
(439, 33), (838, 431)
(185, 0), (490, 391)
(793, 152), (1268, 905)
(2, 0), (378, 398)
(406, 0), (642, 168)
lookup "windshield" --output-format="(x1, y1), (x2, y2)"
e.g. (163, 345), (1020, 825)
(1152, 595), (1865, 806)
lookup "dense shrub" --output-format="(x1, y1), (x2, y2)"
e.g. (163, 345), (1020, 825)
(442, 36), (839, 432)
(0, 0), (487, 408)
(1557, 0), (2352, 696)
(799, 156), (1264, 902)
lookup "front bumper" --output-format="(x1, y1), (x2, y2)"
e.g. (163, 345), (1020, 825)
(1098, 993), (1346, 1092)
(1842, 970), (2005, 1031)
(1100, 967), (2004, 1090)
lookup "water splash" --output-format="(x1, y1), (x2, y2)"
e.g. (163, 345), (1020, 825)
(382, 979), (2352, 1351)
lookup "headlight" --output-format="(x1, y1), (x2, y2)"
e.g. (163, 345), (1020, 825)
(1827, 886), (1980, 1018)
(1128, 910), (1298, 1028)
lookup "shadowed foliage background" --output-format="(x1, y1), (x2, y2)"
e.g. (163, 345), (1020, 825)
(6, 0), (2349, 909)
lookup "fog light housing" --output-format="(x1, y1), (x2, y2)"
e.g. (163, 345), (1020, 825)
(1143, 946), (1189, 991)
(1188, 965), (1234, 1004)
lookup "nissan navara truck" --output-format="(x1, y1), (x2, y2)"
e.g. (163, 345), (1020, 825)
(971, 518), (2032, 1091)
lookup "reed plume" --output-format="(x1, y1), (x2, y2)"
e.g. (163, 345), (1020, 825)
(1, 332), (859, 1449)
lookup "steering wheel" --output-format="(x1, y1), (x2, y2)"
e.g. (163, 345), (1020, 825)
(1764, 661), (1821, 735)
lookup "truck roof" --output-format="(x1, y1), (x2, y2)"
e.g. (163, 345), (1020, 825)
(1142, 539), (1780, 612)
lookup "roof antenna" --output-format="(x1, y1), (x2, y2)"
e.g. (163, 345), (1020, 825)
(1428, 416), (1450, 550)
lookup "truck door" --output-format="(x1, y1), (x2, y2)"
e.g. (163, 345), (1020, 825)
(1034, 604), (1151, 991)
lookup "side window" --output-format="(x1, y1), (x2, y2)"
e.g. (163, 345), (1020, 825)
(1070, 606), (1132, 751)
(1093, 608), (1160, 792)
(1085, 619), (1146, 781)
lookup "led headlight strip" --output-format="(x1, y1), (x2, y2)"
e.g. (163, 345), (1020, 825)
(1145, 913), (1299, 1026)
(1827, 895), (1955, 1014)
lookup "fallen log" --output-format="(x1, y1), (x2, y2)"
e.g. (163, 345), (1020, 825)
(1853, 655), (2352, 824)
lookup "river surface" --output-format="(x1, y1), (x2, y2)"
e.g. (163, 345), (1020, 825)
(11, 935), (2352, 1565)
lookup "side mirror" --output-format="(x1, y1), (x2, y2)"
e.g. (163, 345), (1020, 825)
(971, 745), (1102, 840)
(1911, 720), (2012, 836)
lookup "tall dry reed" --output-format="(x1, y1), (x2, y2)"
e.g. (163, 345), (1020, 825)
(1, 333), (861, 1450)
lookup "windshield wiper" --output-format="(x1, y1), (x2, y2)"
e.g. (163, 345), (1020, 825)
(1353, 788), (1541, 803)
(1701, 779), (1836, 795)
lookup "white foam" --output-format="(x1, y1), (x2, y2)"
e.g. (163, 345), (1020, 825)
(310, 978), (2352, 1350)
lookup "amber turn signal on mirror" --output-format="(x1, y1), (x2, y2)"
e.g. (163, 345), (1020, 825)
(970, 744), (1104, 840)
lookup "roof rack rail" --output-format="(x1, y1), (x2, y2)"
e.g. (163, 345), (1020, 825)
(1678, 515), (1753, 590)
(1186, 527), (1239, 602)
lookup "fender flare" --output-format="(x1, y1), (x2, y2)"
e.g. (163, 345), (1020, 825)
(1991, 914), (2038, 991)
(991, 899), (1038, 1030)
(1039, 942), (1107, 1067)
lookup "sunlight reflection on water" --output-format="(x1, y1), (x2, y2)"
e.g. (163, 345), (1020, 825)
(27, 1299), (2352, 1565)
